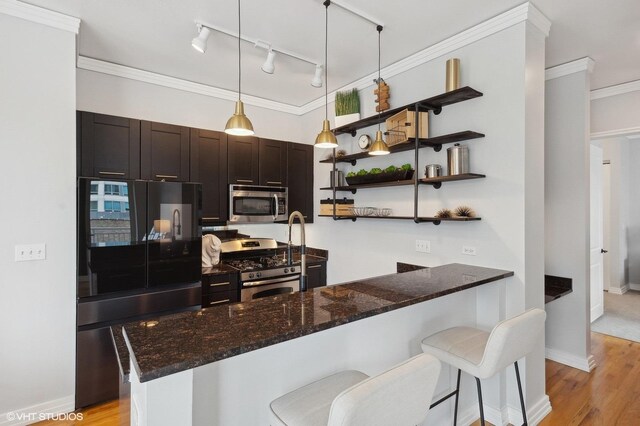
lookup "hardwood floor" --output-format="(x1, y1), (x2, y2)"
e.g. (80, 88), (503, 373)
(35, 333), (640, 425)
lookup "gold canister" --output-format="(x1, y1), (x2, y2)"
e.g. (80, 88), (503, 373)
(446, 58), (460, 92)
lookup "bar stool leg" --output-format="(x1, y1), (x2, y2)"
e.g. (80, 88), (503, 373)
(453, 369), (461, 426)
(475, 377), (485, 426)
(514, 361), (528, 426)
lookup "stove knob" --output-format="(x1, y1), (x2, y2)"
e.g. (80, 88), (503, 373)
(290, 267), (296, 273)
(256, 272), (262, 278)
(248, 273), (254, 279)
(284, 268), (289, 273)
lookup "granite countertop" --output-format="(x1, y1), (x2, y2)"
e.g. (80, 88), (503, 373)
(122, 263), (513, 383)
(545, 275), (573, 303)
(110, 326), (130, 382)
(202, 263), (239, 276)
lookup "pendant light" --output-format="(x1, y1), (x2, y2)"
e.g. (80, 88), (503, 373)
(225, 0), (254, 136)
(369, 25), (390, 156)
(314, 0), (338, 149)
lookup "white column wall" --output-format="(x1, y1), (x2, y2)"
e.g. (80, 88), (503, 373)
(544, 68), (593, 370)
(0, 13), (77, 420)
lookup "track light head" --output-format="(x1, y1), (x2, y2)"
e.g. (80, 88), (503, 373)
(311, 64), (323, 88)
(261, 50), (276, 74)
(192, 26), (211, 53)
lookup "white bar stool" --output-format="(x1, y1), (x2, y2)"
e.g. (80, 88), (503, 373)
(421, 308), (546, 426)
(269, 353), (441, 426)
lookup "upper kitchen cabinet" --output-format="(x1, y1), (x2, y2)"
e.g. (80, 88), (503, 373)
(287, 143), (314, 223)
(259, 138), (287, 187)
(228, 136), (259, 184)
(190, 129), (228, 224)
(141, 121), (190, 181)
(78, 112), (141, 179)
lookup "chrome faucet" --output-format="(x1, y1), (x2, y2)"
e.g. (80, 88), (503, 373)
(287, 211), (307, 292)
(172, 208), (181, 237)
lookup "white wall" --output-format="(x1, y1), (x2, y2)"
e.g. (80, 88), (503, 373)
(591, 90), (640, 135)
(0, 13), (77, 420)
(544, 67), (592, 370)
(601, 138), (630, 292)
(628, 142), (640, 287)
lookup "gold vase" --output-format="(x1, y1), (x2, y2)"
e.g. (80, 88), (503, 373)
(446, 58), (460, 92)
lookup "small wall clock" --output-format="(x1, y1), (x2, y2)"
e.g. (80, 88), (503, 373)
(358, 134), (372, 150)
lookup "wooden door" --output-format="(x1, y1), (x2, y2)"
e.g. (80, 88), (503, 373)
(259, 138), (287, 187)
(79, 112), (140, 179)
(228, 136), (259, 184)
(141, 121), (190, 181)
(190, 129), (228, 224)
(287, 142), (314, 223)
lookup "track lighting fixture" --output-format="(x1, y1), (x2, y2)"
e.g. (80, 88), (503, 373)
(261, 49), (276, 74)
(311, 64), (323, 88)
(191, 26), (211, 53)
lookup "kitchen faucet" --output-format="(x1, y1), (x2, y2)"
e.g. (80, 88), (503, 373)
(172, 208), (181, 237)
(287, 211), (307, 292)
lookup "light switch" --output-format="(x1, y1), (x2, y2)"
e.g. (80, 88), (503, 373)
(15, 244), (46, 262)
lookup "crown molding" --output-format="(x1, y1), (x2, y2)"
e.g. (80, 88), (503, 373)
(545, 57), (595, 81)
(0, 0), (79, 33)
(78, 2), (549, 116)
(76, 56), (300, 115)
(590, 126), (640, 140)
(591, 79), (640, 100)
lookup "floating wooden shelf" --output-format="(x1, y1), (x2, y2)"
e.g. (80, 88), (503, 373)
(318, 215), (482, 225)
(320, 180), (413, 193)
(333, 86), (483, 137)
(319, 131), (485, 165)
(419, 173), (486, 189)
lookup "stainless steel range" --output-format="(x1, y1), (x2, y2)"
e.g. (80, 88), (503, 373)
(220, 238), (301, 301)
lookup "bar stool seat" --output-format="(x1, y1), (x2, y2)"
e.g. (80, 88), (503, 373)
(270, 353), (441, 426)
(421, 308), (546, 425)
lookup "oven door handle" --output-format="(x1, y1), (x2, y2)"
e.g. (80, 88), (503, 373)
(243, 275), (301, 287)
(273, 194), (278, 220)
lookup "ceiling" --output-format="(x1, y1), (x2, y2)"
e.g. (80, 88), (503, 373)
(23, 0), (640, 107)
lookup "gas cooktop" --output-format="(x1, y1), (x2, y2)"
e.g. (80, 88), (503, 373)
(224, 256), (291, 272)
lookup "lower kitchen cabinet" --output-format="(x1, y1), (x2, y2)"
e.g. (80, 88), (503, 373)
(306, 261), (326, 289)
(287, 143), (314, 223)
(190, 129), (228, 224)
(202, 272), (239, 307)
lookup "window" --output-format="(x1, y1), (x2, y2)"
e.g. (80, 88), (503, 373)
(104, 184), (121, 196)
(104, 201), (122, 212)
(90, 201), (98, 211)
(90, 184), (98, 194)
(124, 202), (130, 211)
(122, 186), (129, 196)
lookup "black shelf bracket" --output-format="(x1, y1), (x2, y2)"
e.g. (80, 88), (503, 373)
(432, 219), (442, 226)
(433, 144), (442, 152)
(433, 107), (442, 115)
(349, 130), (357, 137)
(432, 182), (442, 189)
(349, 160), (357, 166)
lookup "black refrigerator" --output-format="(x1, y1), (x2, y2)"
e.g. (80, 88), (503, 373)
(76, 178), (202, 408)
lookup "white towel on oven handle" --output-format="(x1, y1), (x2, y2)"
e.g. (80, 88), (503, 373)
(202, 234), (222, 267)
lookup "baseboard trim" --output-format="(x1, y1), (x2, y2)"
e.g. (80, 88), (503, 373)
(545, 347), (595, 372)
(609, 285), (629, 295)
(527, 395), (552, 425)
(0, 395), (75, 426)
(628, 283), (640, 291)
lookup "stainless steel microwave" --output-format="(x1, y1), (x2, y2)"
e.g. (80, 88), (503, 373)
(229, 185), (288, 223)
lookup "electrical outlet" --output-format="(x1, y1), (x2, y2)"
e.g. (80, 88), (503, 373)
(15, 243), (46, 262)
(415, 240), (430, 253)
(462, 246), (477, 256)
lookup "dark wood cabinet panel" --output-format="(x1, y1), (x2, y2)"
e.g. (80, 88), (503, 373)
(79, 112), (140, 179)
(190, 129), (228, 224)
(306, 262), (326, 289)
(202, 273), (239, 306)
(259, 138), (287, 187)
(287, 143), (314, 223)
(228, 136), (259, 184)
(141, 121), (190, 181)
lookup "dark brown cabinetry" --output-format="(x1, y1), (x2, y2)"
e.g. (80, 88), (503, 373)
(141, 121), (190, 181)
(259, 138), (287, 187)
(202, 273), (239, 307)
(79, 112), (140, 179)
(190, 129), (228, 224)
(287, 143), (314, 223)
(306, 261), (327, 289)
(228, 136), (259, 184)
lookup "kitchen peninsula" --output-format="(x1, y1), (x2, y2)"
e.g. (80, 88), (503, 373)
(122, 263), (513, 426)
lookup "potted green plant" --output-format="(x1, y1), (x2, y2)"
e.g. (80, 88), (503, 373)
(334, 88), (360, 128)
